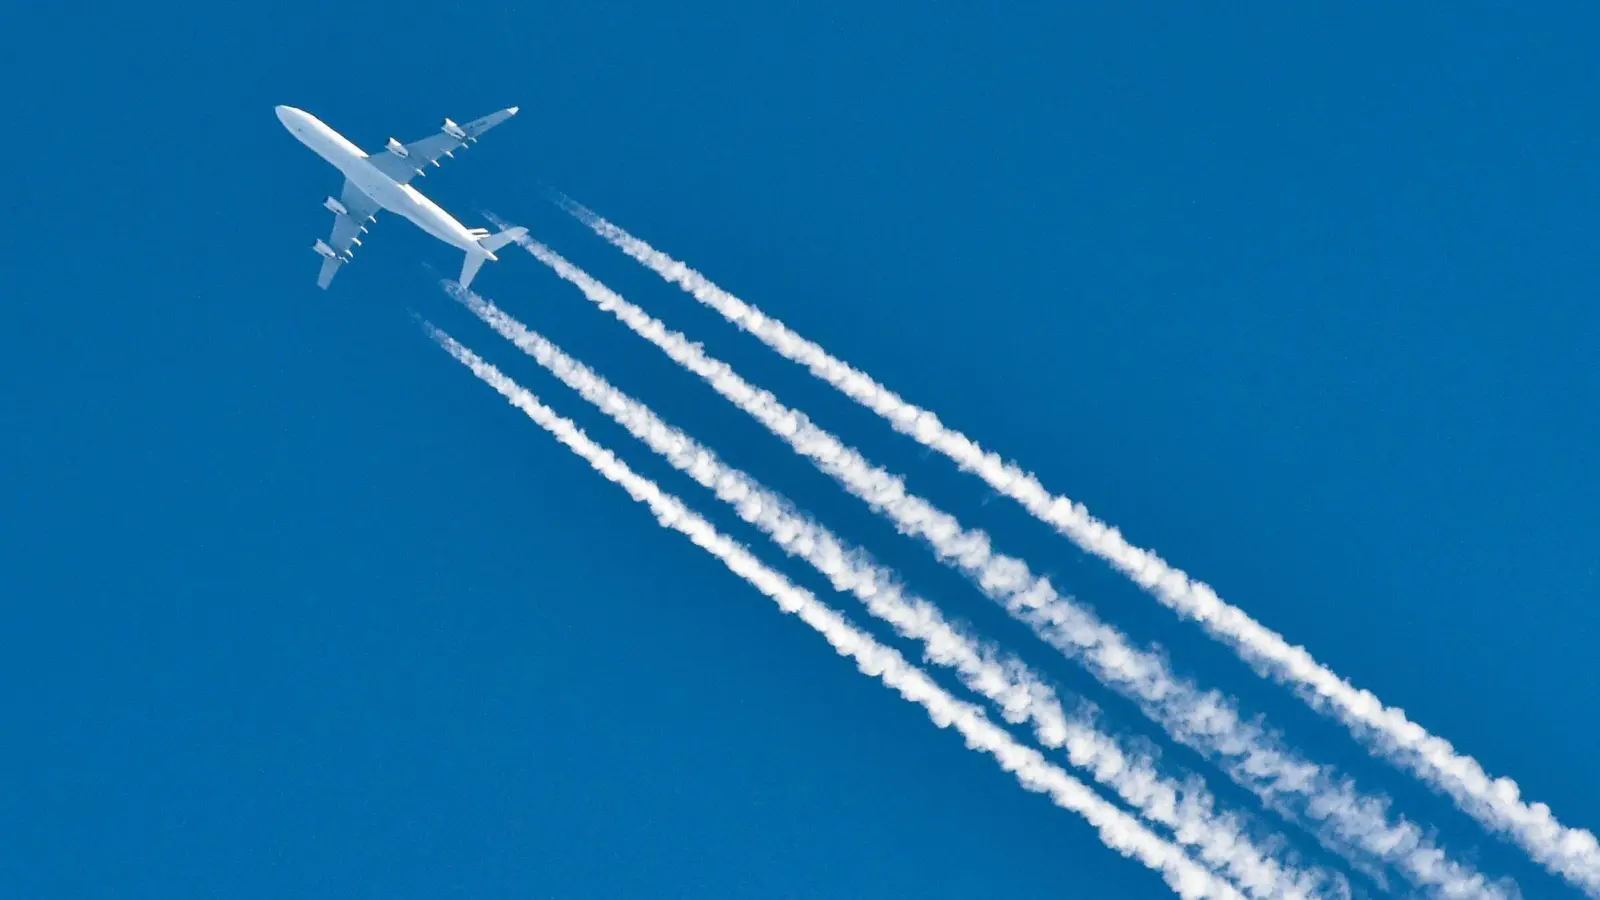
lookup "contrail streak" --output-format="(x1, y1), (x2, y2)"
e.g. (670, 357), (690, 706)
(424, 324), (1244, 900)
(507, 235), (1512, 900)
(450, 284), (1337, 900)
(550, 198), (1598, 895)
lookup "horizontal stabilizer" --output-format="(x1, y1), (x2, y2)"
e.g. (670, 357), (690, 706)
(460, 251), (487, 290)
(477, 225), (527, 254)
(457, 225), (526, 289)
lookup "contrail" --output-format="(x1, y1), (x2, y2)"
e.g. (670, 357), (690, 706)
(449, 284), (1338, 900)
(506, 236), (1512, 900)
(423, 324), (1244, 900)
(549, 198), (1599, 895)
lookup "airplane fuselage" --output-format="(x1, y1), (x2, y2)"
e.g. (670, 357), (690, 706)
(275, 106), (488, 258)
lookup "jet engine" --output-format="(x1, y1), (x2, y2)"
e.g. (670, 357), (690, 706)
(323, 196), (348, 216)
(442, 118), (466, 139)
(385, 137), (408, 157)
(313, 239), (338, 259)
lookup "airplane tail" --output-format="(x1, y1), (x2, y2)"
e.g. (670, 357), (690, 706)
(477, 225), (527, 254)
(459, 226), (527, 289)
(460, 250), (488, 289)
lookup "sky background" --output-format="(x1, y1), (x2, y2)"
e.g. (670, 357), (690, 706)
(2, 3), (1597, 898)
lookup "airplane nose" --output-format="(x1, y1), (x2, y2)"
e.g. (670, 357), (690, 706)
(275, 105), (302, 127)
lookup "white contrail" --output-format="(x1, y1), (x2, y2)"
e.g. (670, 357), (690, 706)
(506, 236), (1513, 900)
(449, 285), (1338, 900)
(423, 324), (1244, 900)
(549, 198), (1599, 895)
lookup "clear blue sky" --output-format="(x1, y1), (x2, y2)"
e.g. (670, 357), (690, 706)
(2, 4), (1596, 897)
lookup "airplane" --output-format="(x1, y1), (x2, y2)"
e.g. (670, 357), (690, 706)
(275, 104), (527, 289)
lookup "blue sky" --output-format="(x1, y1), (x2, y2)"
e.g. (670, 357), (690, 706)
(2, 3), (1597, 897)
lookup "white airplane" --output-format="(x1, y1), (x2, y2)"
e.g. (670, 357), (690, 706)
(275, 105), (527, 289)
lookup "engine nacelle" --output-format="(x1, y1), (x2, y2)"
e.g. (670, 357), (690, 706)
(386, 137), (408, 158)
(312, 239), (338, 260)
(442, 117), (466, 139)
(323, 196), (348, 216)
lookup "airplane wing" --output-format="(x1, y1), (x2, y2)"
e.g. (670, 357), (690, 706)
(364, 106), (519, 185)
(313, 180), (381, 289)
